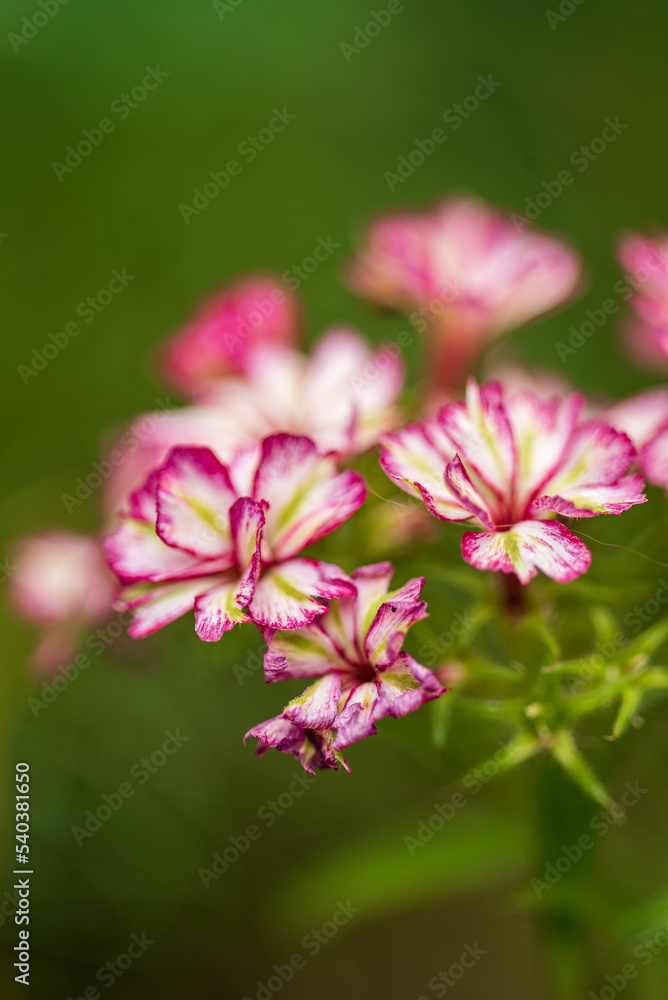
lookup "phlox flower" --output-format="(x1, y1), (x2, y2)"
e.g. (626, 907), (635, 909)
(10, 531), (116, 670)
(245, 562), (444, 772)
(103, 329), (404, 518)
(617, 233), (668, 369)
(160, 275), (299, 397)
(197, 328), (405, 457)
(380, 379), (646, 584)
(606, 386), (668, 493)
(104, 435), (366, 639)
(349, 196), (581, 392)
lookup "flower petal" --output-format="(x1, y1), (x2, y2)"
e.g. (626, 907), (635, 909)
(531, 474), (647, 518)
(605, 386), (668, 450)
(284, 672), (342, 729)
(104, 519), (215, 585)
(379, 419), (455, 499)
(249, 559), (354, 630)
(160, 275), (299, 396)
(444, 455), (495, 528)
(244, 714), (305, 753)
(155, 447), (237, 558)
(244, 716), (346, 774)
(642, 426), (668, 489)
(438, 379), (516, 499)
(230, 496), (265, 583)
(377, 652), (445, 717)
(332, 681), (381, 749)
(252, 434), (366, 561)
(504, 390), (582, 509)
(193, 577), (252, 641)
(333, 657), (444, 751)
(117, 577), (219, 638)
(415, 482), (473, 522)
(263, 621), (345, 682)
(461, 520), (591, 584)
(364, 595), (428, 668)
(350, 561), (394, 639)
(542, 420), (637, 495)
(303, 329), (405, 454)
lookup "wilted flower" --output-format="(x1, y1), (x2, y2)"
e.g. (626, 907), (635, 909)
(380, 380), (646, 584)
(245, 562), (444, 771)
(349, 196), (581, 393)
(606, 385), (668, 493)
(104, 435), (366, 639)
(617, 233), (668, 369)
(160, 275), (299, 397)
(10, 531), (116, 670)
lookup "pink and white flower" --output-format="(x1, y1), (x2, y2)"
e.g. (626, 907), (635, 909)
(617, 234), (668, 369)
(104, 435), (366, 640)
(104, 329), (403, 519)
(199, 328), (405, 457)
(10, 531), (116, 670)
(349, 196), (581, 392)
(380, 380), (646, 584)
(159, 275), (299, 397)
(245, 562), (444, 772)
(606, 386), (668, 493)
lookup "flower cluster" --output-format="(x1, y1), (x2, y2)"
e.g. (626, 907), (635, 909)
(10, 193), (666, 776)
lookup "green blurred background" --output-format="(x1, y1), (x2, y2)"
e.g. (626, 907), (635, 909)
(2, 0), (668, 996)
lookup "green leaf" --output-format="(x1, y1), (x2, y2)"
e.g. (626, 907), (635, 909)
(460, 730), (543, 785)
(609, 687), (644, 740)
(548, 730), (611, 809)
(524, 614), (561, 663)
(614, 889), (668, 939)
(431, 692), (453, 751)
(624, 618), (668, 661)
